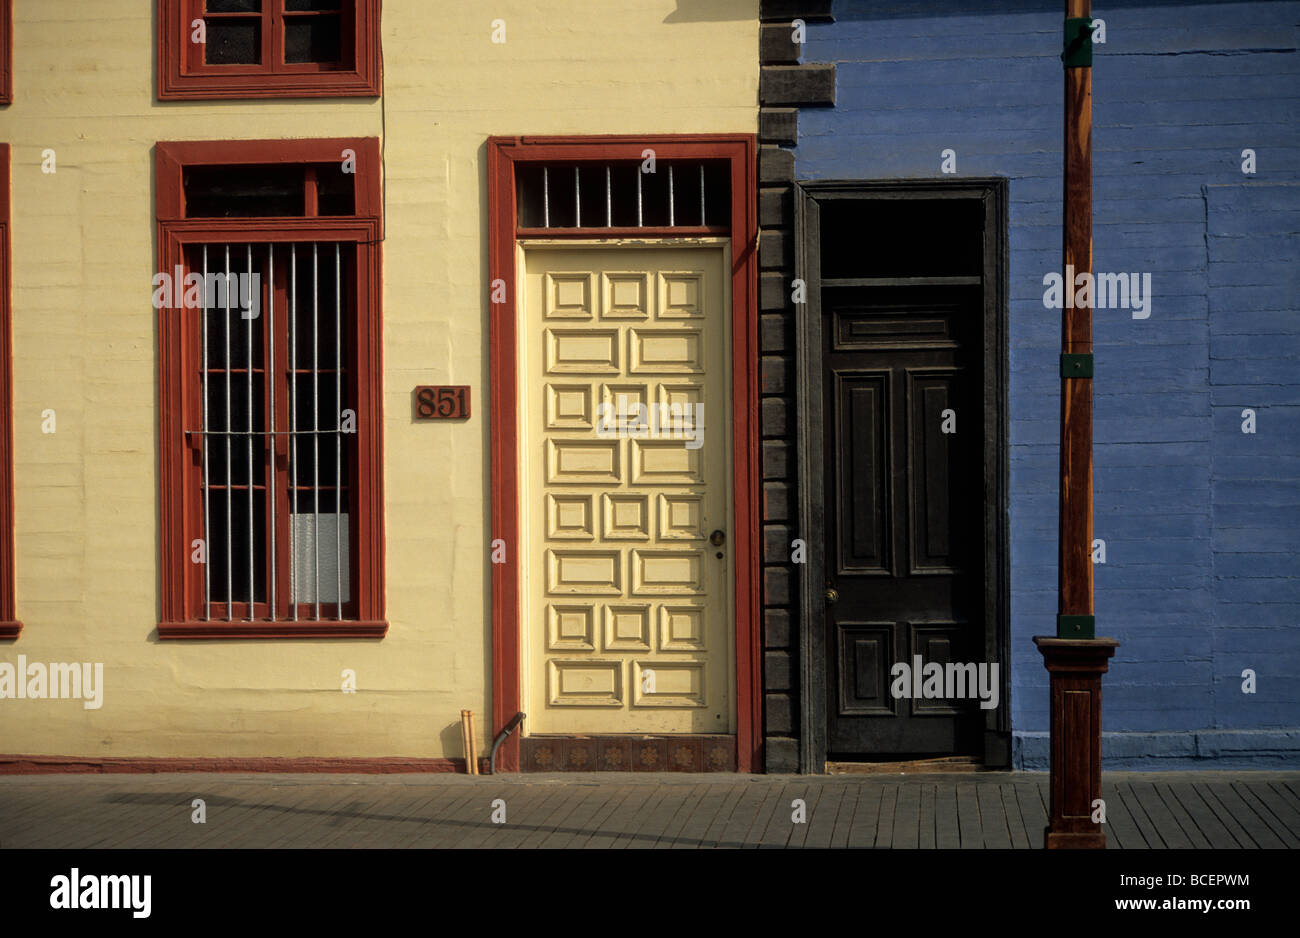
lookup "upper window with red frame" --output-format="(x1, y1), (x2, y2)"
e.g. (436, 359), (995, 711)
(158, 0), (381, 100)
(1, 0), (13, 105)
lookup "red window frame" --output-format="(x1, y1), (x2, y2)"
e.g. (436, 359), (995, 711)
(486, 135), (761, 771)
(155, 138), (385, 638)
(0, 144), (17, 639)
(157, 0), (381, 101)
(1, 0), (12, 105)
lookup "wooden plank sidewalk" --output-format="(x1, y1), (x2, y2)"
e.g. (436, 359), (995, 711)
(0, 771), (1295, 849)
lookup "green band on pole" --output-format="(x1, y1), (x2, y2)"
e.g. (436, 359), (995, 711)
(1058, 614), (1096, 639)
(1062, 17), (1093, 68)
(1061, 352), (1094, 378)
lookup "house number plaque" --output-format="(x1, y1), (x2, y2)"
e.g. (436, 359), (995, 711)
(414, 386), (471, 419)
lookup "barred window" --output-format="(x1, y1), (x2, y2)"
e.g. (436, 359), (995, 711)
(155, 139), (384, 638)
(189, 241), (354, 621)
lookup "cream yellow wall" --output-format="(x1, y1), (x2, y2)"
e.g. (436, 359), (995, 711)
(0, 1), (757, 758)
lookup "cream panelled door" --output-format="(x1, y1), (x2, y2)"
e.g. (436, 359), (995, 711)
(522, 242), (733, 734)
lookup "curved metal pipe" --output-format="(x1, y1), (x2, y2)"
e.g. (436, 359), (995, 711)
(488, 712), (526, 775)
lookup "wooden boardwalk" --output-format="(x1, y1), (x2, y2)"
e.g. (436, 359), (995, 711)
(1, 771), (1296, 849)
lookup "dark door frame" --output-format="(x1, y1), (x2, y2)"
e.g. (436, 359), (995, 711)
(794, 178), (1011, 773)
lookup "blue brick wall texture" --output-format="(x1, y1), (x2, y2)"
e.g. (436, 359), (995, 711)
(798, 0), (1300, 767)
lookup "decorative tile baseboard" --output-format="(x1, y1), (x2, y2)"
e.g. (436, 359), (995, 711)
(521, 735), (736, 772)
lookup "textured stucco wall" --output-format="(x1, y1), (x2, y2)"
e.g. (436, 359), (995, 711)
(1, 1), (758, 759)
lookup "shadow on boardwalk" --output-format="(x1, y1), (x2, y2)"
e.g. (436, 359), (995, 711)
(1, 770), (1296, 849)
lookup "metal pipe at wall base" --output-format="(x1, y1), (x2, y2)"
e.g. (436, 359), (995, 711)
(488, 712), (526, 775)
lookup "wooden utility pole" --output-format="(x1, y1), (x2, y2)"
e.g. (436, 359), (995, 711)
(1033, 0), (1119, 850)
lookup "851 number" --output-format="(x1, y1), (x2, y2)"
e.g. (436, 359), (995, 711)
(414, 385), (470, 419)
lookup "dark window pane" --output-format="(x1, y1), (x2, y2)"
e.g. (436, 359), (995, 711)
(314, 164), (355, 215)
(291, 418), (342, 494)
(703, 161), (731, 227)
(312, 415), (342, 486)
(819, 198), (984, 279)
(206, 485), (266, 606)
(576, 164), (606, 227)
(516, 165), (545, 228)
(205, 17), (262, 65)
(609, 164), (640, 227)
(293, 487), (346, 515)
(543, 165), (578, 228)
(206, 0), (262, 12)
(639, 162), (670, 227)
(228, 385), (267, 484)
(184, 166), (305, 217)
(668, 162), (698, 227)
(204, 422), (228, 485)
(206, 498), (229, 601)
(204, 296), (260, 369)
(285, 15), (342, 64)
(286, 0), (342, 9)
(186, 243), (268, 357)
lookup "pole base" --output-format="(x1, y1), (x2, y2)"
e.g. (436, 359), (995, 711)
(1045, 828), (1107, 849)
(1033, 636), (1119, 850)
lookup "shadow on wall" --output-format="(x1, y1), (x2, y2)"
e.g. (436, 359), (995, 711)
(440, 720), (471, 762)
(830, 0), (1274, 19)
(663, 0), (758, 22)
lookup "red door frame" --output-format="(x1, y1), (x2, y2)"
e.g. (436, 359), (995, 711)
(0, 144), (17, 639)
(486, 134), (761, 772)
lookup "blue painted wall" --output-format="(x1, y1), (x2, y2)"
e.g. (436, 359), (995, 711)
(797, 0), (1300, 767)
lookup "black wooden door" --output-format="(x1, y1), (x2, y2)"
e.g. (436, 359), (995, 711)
(822, 284), (986, 758)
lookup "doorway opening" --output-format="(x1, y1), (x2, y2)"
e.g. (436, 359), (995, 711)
(796, 180), (1010, 772)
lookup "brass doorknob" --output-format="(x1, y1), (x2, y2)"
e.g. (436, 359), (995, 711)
(825, 588), (839, 605)
(709, 529), (726, 547)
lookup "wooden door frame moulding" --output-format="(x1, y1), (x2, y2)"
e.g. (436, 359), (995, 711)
(487, 134), (761, 773)
(0, 144), (17, 639)
(794, 178), (1010, 773)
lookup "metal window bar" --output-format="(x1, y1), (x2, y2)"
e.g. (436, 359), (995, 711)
(636, 164), (643, 227)
(573, 166), (581, 228)
(268, 244), (276, 621)
(289, 245), (298, 620)
(246, 245), (255, 621)
(201, 246), (211, 621)
(542, 166), (549, 228)
(668, 164), (675, 227)
(699, 164), (706, 226)
(605, 165), (612, 228)
(223, 245), (233, 616)
(334, 243), (343, 619)
(312, 244), (321, 621)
